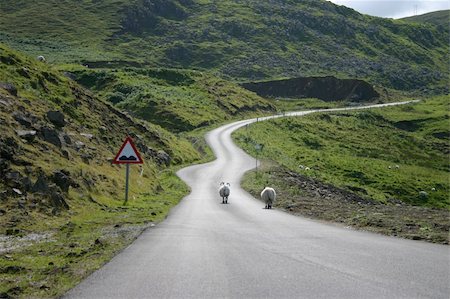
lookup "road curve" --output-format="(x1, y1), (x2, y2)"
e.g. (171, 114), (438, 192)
(66, 101), (449, 299)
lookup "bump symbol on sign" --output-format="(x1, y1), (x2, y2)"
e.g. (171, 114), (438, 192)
(113, 137), (143, 164)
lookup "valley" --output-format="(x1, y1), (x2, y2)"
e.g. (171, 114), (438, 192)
(0, 1), (448, 298)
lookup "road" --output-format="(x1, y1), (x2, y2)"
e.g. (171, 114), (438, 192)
(66, 102), (449, 298)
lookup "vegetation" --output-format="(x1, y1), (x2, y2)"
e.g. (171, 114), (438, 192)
(234, 96), (449, 209)
(0, 43), (204, 298)
(402, 10), (449, 27)
(233, 97), (449, 243)
(66, 66), (275, 132)
(0, 0), (448, 296)
(0, 0), (448, 92)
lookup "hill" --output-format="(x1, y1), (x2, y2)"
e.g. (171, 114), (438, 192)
(0, 43), (202, 297)
(66, 66), (276, 132)
(0, 0), (448, 92)
(233, 96), (449, 243)
(401, 10), (449, 27)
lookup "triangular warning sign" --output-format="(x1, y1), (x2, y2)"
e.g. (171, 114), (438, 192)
(113, 137), (143, 164)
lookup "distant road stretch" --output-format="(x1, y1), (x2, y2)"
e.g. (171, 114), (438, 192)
(66, 100), (449, 299)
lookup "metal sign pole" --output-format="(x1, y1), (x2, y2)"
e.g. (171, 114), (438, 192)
(125, 164), (130, 204)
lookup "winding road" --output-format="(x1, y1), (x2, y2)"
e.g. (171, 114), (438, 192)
(66, 102), (449, 299)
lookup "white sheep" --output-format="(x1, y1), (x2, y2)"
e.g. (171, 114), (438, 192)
(219, 182), (231, 204)
(37, 55), (46, 62)
(261, 187), (276, 209)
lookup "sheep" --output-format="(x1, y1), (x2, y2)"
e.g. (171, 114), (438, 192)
(219, 182), (231, 204)
(37, 55), (46, 62)
(261, 187), (276, 209)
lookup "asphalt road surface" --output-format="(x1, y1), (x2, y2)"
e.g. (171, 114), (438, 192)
(66, 102), (449, 298)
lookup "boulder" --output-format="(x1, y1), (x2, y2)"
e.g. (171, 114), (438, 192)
(157, 150), (171, 166)
(0, 137), (19, 160)
(32, 174), (50, 193)
(0, 82), (17, 96)
(41, 127), (62, 148)
(46, 110), (66, 127)
(12, 112), (32, 127)
(50, 192), (70, 210)
(52, 170), (72, 193)
(15, 130), (37, 142)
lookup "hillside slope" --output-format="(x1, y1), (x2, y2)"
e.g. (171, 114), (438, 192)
(402, 10), (449, 27)
(233, 97), (449, 243)
(0, 0), (448, 92)
(67, 67), (276, 132)
(0, 43), (201, 297)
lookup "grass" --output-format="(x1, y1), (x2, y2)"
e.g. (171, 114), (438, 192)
(233, 96), (449, 243)
(64, 66), (276, 132)
(0, 43), (203, 298)
(233, 96), (449, 209)
(0, 169), (190, 298)
(0, 0), (448, 91)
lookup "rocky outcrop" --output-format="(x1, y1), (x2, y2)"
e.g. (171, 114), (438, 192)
(46, 110), (66, 127)
(242, 76), (380, 102)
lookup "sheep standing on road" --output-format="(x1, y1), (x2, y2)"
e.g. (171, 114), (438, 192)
(219, 182), (231, 204)
(261, 187), (276, 209)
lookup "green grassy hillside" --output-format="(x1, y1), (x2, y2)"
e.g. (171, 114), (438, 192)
(233, 96), (449, 242)
(234, 97), (449, 208)
(402, 10), (449, 27)
(66, 66), (275, 132)
(0, 0), (448, 92)
(0, 43), (202, 298)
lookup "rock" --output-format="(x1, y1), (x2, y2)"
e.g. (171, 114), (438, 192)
(61, 149), (71, 160)
(32, 174), (50, 193)
(81, 153), (93, 164)
(21, 177), (32, 191)
(74, 141), (85, 150)
(0, 82), (17, 96)
(5, 171), (23, 188)
(62, 134), (72, 145)
(50, 192), (69, 210)
(15, 130), (37, 142)
(12, 188), (22, 195)
(52, 170), (72, 193)
(41, 127), (62, 148)
(157, 150), (171, 166)
(12, 112), (32, 127)
(46, 110), (66, 127)
(0, 137), (19, 160)
(80, 133), (94, 140)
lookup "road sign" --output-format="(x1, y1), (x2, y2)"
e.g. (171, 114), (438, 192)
(113, 137), (143, 164)
(113, 137), (144, 204)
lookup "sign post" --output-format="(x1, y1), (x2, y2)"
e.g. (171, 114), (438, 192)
(112, 137), (143, 204)
(255, 143), (264, 177)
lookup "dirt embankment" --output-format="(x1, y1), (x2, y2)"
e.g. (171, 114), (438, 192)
(246, 166), (449, 244)
(242, 76), (380, 102)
